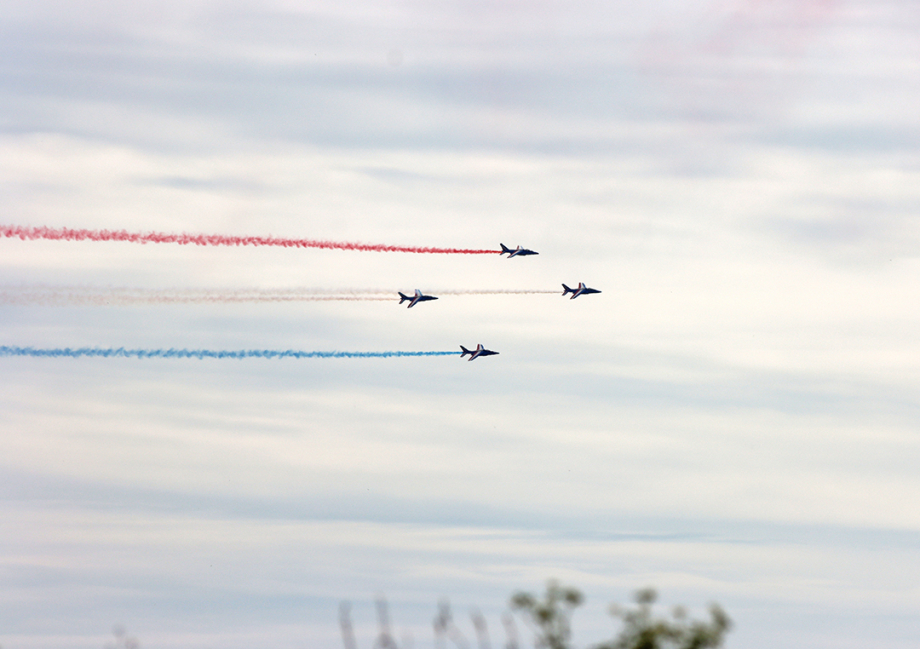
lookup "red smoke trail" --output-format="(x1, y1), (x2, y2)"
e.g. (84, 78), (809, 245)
(638, 0), (840, 125)
(1, 225), (500, 255)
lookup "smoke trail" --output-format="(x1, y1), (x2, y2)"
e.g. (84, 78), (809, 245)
(0, 287), (394, 305)
(0, 346), (460, 359)
(0, 286), (557, 305)
(437, 289), (558, 295)
(1, 225), (500, 255)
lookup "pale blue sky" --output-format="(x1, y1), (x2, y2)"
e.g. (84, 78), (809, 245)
(2, 1), (920, 648)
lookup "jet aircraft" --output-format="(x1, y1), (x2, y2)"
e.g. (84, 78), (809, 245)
(562, 283), (601, 299)
(398, 289), (438, 308)
(500, 243), (539, 258)
(460, 344), (499, 361)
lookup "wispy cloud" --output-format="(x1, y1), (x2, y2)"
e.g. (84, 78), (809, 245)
(3, 1), (920, 648)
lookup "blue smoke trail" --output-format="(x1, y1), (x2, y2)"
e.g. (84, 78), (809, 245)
(0, 346), (461, 359)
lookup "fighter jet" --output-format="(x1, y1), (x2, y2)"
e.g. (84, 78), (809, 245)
(500, 243), (539, 258)
(460, 344), (499, 361)
(398, 289), (438, 308)
(562, 283), (601, 299)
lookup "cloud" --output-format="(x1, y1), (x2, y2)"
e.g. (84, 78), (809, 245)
(3, 1), (920, 647)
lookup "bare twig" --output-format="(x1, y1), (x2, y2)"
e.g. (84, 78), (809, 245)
(340, 602), (358, 649)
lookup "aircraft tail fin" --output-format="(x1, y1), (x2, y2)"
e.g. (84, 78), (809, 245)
(460, 345), (471, 356)
(562, 283), (573, 295)
(500, 243), (511, 254)
(398, 292), (410, 303)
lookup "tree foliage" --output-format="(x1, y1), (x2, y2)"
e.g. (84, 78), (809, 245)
(507, 583), (730, 649)
(509, 580), (584, 649)
(342, 582), (731, 649)
(594, 588), (731, 649)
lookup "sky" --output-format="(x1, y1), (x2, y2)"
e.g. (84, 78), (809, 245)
(2, 0), (920, 647)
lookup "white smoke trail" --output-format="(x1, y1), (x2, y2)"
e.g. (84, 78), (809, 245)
(0, 285), (559, 306)
(0, 286), (393, 305)
(436, 289), (558, 295)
